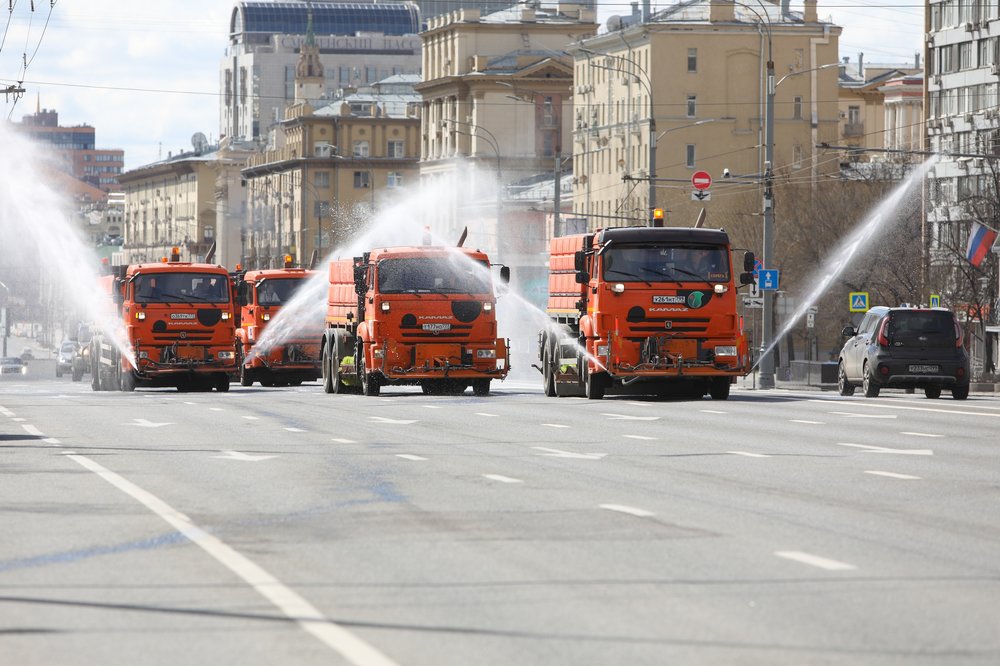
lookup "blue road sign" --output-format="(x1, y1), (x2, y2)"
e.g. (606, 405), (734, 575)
(758, 269), (779, 291)
(752, 259), (763, 277)
(849, 291), (869, 312)
(929, 293), (941, 308)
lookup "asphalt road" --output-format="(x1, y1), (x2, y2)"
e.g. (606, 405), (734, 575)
(2, 371), (999, 665)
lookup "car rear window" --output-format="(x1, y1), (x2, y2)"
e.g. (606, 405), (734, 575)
(887, 311), (956, 347)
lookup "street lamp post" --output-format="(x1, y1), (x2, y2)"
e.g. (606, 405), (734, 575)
(447, 119), (503, 257)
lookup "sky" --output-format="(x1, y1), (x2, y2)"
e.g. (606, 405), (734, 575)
(0, 0), (924, 172)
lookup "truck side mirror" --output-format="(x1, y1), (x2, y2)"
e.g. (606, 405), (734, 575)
(574, 250), (586, 273)
(113, 287), (124, 306)
(841, 325), (856, 337)
(499, 266), (510, 284)
(353, 265), (367, 295)
(575, 271), (589, 284)
(739, 272), (755, 285)
(743, 251), (756, 272)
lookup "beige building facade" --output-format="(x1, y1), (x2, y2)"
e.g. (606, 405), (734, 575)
(571, 0), (841, 233)
(415, 5), (597, 264)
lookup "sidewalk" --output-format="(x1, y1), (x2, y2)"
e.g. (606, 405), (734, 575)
(738, 371), (999, 396)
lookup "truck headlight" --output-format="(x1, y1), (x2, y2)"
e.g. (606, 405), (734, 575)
(262, 313), (270, 321)
(135, 311), (146, 320)
(222, 312), (231, 320)
(715, 345), (737, 357)
(483, 302), (493, 312)
(217, 351), (235, 360)
(380, 302), (390, 312)
(476, 349), (496, 359)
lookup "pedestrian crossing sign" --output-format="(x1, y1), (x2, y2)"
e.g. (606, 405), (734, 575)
(929, 294), (940, 308)
(849, 291), (869, 312)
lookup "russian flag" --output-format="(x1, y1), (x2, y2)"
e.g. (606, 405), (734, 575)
(966, 221), (998, 268)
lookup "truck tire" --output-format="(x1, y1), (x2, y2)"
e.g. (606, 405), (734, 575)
(238, 347), (253, 386)
(585, 370), (607, 400)
(359, 347), (380, 397)
(708, 377), (731, 400)
(472, 378), (491, 396)
(542, 346), (556, 397)
(120, 369), (136, 392)
(215, 374), (230, 392)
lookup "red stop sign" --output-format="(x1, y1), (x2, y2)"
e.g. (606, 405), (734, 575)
(692, 171), (712, 190)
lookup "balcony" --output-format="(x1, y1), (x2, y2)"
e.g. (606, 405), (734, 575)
(843, 122), (865, 137)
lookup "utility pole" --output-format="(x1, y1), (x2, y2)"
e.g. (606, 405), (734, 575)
(553, 149), (562, 236)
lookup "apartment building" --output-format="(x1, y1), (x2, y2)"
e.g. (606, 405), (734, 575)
(571, 0), (841, 234)
(221, 0), (422, 144)
(415, 3), (596, 265)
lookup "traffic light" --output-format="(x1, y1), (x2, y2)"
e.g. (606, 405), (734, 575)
(650, 208), (665, 227)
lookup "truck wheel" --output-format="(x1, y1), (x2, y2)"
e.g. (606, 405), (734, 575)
(472, 379), (491, 396)
(121, 370), (136, 392)
(837, 361), (855, 396)
(862, 364), (880, 398)
(360, 353), (380, 397)
(216, 374), (230, 392)
(585, 370), (607, 400)
(542, 345), (556, 397)
(708, 377), (731, 400)
(322, 344), (335, 393)
(238, 347), (253, 386)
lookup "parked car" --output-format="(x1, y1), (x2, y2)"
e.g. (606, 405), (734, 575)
(1, 356), (27, 377)
(837, 306), (970, 399)
(20, 347), (34, 361)
(56, 341), (77, 377)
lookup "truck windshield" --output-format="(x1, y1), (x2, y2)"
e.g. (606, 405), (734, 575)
(134, 272), (229, 304)
(603, 245), (730, 283)
(256, 278), (303, 305)
(377, 257), (491, 294)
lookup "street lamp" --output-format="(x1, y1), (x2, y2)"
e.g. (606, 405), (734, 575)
(579, 48), (657, 217)
(446, 119), (504, 258)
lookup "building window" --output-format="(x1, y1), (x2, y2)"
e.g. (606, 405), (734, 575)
(387, 172), (403, 187)
(354, 171), (370, 188)
(848, 106), (861, 124)
(687, 48), (697, 73)
(793, 96), (803, 119)
(541, 96), (556, 127)
(959, 41), (974, 70)
(793, 145), (803, 169)
(314, 200), (330, 218)
(314, 171), (330, 188)
(365, 66), (377, 83)
(353, 140), (370, 157)
(686, 95), (697, 117)
(388, 140), (405, 158)
(204, 225), (215, 240)
(686, 144), (695, 168)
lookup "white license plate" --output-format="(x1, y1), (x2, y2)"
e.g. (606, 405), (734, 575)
(908, 364), (939, 373)
(422, 323), (451, 331)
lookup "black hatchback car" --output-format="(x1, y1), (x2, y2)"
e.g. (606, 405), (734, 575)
(837, 306), (970, 399)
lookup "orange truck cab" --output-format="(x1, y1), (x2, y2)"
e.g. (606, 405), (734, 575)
(541, 226), (755, 400)
(322, 245), (510, 396)
(92, 260), (237, 391)
(233, 266), (322, 387)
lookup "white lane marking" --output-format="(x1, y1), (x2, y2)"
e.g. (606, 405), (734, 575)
(624, 435), (656, 441)
(600, 504), (655, 518)
(184, 401), (196, 405)
(812, 399), (1000, 419)
(0, 406), (15, 417)
(22, 424), (44, 437)
(332, 438), (356, 444)
(541, 423), (570, 429)
(700, 409), (727, 414)
(729, 451), (771, 458)
(209, 407), (224, 412)
(831, 412), (897, 419)
(424, 405), (442, 410)
(475, 412), (498, 417)
(865, 470), (922, 480)
(214, 450), (277, 462)
(127, 418), (172, 428)
(836, 442), (933, 456)
(483, 474), (522, 484)
(284, 427), (306, 432)
(532, 446), (606, 460)
(370, 416), (417, 425)
(790, 419), (824, 424)
(899, 431), (944, 438)
(775, 551), (856, 571)
(627, 402), (652, 407)
(12, 417), (26, 422)
(242, 415), (260, 420)
(62, 452), (398, 666)
(602, 413), (661, 421)
(396, 454), (427, 461)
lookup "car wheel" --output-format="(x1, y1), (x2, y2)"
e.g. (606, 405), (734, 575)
(837, 361), (855, 396)
(924, 386), (942, 399)
(862, 364), (880, 398)
(952, 384), (969, 400)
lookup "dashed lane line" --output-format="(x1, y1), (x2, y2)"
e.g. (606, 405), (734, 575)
(812, 399), (1000, 418)
(332, 438), (356, 444)
(864, 470), (922, 480)
(830, 412), (897, 419)
(61, 452), (399, 666)
(700, 409), (727, 414)
(899, 431), (944, 438)
(483, 474), (523, 484)
(624, 435), (656, 441)
(396, 454), (427, 461)
(775, 551), (856, 571)
(836, 442), (933, 456)
(242, 415), (260, 420)
(729, 451), (771, 458)
(790, 419), (824, 424)
(475, 412), (498, 417)
(284, 427), (306, 432)
(541, 423), (570, 429)
(600, 504), (655, 518)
